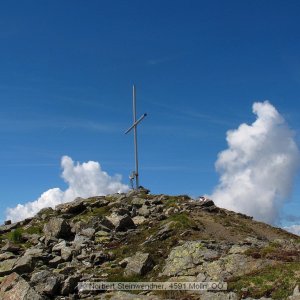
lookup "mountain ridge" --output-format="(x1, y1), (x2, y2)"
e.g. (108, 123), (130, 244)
(0, 188), (299, 299)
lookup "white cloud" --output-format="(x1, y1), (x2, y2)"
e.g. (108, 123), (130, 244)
(209, 101), (300, 224)
(6, 156), (129, 222)
(284, 225), (300, 236)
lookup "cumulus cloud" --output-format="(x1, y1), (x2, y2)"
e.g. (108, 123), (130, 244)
(6, 156), (129, 222)
(209, 101), (300, 224)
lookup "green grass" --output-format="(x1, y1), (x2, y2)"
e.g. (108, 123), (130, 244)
(7, 228), (23, 242)
(25, 225), (43, 235)
(166, 212), (198, 230)
(228, 262), (300, 299)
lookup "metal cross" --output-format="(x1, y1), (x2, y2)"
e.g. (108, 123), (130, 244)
(125, 85), (147, 190)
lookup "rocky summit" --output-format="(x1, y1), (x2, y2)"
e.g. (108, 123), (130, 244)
(0, 188), (300, 300)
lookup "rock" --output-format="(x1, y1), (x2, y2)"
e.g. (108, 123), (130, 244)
(80, 227), (96, 239)
(131, 198), (145, 208)
(48, 256), (64, 267)
(106, 213), (136, 232)
(161, 241), (219, 277)
(203, 254), (276, 281)
(0, 252), (16, 262)
(229, 245), (250, 254)
(294, 285), (300, 295)
(138, 205), (150, 217)
(100, 217), (115, 231)
(124, 252), (154, 277)
(138, 187), (150, 194)
(87, 196), (109, 208)
(119, 258), (129, 268)
(4, 220), (11, 225)
(73, 234), (91, 245)
(200, 292), (238, 300)
(52, 240), (67, 252)
(35, 207), (55, 219)
(0, 272), (43, 300)
(199, 199), (215, 207)
(132, 216), (147, 225)
(1, 241), (22, 254)
(152, 195), (167, 204)
(23, 247), (47, 260)
(31, 270), (61, 296)
(43, 217), (72, 239)
(13, 255), (36, 275)
(55, 197), (86, 214)
(61, 246), (73, 261)
(289, 285), (300, 299)
(155, 221), (176, 240)
(91, 251), (115, 265)
(164, 207), (178, 216)
(0, 222), (20, 235)
(0, 258), (17, 276)
(61, 275), (81, 295)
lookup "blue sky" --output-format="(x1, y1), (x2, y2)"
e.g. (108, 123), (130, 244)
(1, 1), (300, 227)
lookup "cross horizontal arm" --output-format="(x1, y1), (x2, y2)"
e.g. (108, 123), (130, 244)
(125, 113), (147, 134)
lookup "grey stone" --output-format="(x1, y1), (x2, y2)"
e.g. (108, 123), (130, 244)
(31, 270), (61, 296)
(200, 292), (238, 300)
(52, 240), (67, 252)
(106, 213), (136, 232)
(48, 256), (64, 267)
(0, 272), (43, 300)
(55, 197), (86, 214)
(80, 227), (96, 239)
(132, 216), (147, 225)
(124, 252), (154, 276)
(35, 207), (55, 219)
(161, 241), (220, 277)
(61, 275), (81, 295)
(24, 247), (47, 260)
(0, 222), (20, 235)
(1, 241), (21, 254)
(138, 205), (150, 217)
(155, 221), (176, 240)
(0, 258), (17, 276)
(87, 196), (109, 208)
(288, 285), (300, 299)
(0, 252), (16, 262)
(199, 199), (215, 207)
(43, 217), (71, 239)
(13, 255), (36, 275)
(131, 198), (145, 208)
(119, 258), (129, 268)
(61, 246), (73, 261)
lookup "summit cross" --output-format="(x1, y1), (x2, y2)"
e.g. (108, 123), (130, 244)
(125, 85), (147, 190)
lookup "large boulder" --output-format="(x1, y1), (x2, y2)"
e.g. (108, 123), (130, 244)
(106, 213), (136, 232)
(30, 270), (62, 296)
(0, 272), (43, 300)
(61, 275), (81, 295)
(124, 252), (154, 277)
(0, 258), (17, 276)
(12, 255), (36, 275)
(1, 241), (22, 254)
(55, 197), (86, 214)
(43, 217), (71, 239)
(160, 241), (219, 277)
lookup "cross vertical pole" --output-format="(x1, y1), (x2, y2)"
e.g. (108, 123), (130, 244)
(125, 85), (147, 190)
(133, 85), (139, 189)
